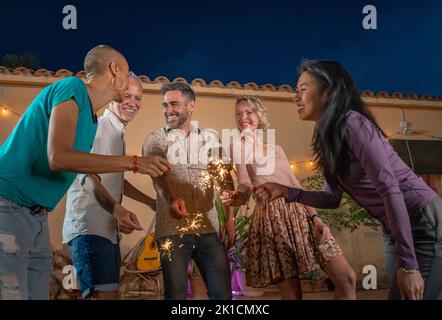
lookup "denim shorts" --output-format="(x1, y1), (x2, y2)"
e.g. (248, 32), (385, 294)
(0, 196), (52, 300)
(68, 234), (121, 298)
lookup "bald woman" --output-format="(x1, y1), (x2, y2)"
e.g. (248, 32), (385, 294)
(0, 45), (170, 300)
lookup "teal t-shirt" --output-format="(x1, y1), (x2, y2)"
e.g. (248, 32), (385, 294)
(0, 77), (98, 211)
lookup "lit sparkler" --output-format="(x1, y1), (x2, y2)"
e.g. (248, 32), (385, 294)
(198, 158), (233, 193)
(208, 159), (229, 181)
(177, 213), (204, 233)
(199, 171), (213, 193)
(159, 238), (174, 262)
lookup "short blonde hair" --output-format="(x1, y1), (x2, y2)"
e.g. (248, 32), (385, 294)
(235, 95), (270, 130)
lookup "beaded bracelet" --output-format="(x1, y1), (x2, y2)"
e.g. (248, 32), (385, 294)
(400, 267), (419, 274)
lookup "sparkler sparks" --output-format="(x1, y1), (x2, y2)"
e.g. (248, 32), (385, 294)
(159, 238), (174, 262)
(177, 213), (204, 233)
(198, 158), (233, 193)
(208, 159), (229, 181)
(199, 171), (212, 193)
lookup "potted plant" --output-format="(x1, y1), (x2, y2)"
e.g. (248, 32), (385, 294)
(301, 269), (329, 293)
(187, 260), (208, 299)
(215, 198), (264, 297)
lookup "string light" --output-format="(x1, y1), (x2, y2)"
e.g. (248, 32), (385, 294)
(0, 106), (23, 117)
(288, 159), (315, 171)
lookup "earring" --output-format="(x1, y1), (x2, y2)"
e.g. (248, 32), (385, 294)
(112, 76), (126, 90)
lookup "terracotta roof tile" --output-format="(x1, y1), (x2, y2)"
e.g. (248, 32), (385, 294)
(209, 80), (225, 88)
(1, 66), (441, 101)
(191, 78), (207, 86)
(138, 75), (151, 83)
(226, 81), (241, 89)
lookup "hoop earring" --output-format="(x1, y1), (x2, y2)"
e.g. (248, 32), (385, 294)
(112, 76), (126, 90)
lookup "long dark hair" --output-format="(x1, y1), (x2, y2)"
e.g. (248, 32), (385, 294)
(298, 60), (385, 188)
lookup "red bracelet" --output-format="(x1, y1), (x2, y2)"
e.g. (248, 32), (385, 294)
(131, 155), (138, 174)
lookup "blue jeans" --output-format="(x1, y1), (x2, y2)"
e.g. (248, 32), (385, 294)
(383, 197), (442, 300)
(156, 233), (232, 300)
(69, 234), (121, 298)
(0, 197), (52, 300)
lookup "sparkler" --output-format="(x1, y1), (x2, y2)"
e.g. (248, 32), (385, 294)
(208, 159), (229, 182)
(198, 158), (234, 194)
(159, 238), (173, 262)
(177, 212), (204, 233)
(198, 171), (212, 193)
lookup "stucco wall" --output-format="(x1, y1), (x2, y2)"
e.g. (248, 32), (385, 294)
(1, 73), (441, 289)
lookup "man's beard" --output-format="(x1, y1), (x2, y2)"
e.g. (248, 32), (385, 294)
(167, 112), (189, 128)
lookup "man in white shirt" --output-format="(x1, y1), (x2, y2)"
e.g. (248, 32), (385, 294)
(63, 72), (155, 299)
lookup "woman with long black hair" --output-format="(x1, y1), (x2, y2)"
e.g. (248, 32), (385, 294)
(254, 60), (441, 300)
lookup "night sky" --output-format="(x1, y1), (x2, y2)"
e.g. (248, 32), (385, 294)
(1, 0), (441, 95)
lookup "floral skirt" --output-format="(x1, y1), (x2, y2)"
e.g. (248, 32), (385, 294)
(246, 197), (343, 288)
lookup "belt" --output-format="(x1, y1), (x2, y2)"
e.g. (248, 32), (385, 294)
(29, 205), (49, 216)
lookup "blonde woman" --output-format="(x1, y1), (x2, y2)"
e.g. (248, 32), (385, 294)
(220, 95), (356, 300)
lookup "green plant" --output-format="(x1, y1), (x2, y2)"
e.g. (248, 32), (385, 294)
(301, 173), (379, 232)
(303, 269), (326, 284)
(215, 198), (251, 271)
(188, 260), (198, 276)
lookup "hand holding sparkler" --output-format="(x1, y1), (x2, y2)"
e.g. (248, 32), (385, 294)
(254, 182), (289, 202)
(170, 198), (190, 219)
(220, 190), (250, 207)
(136, 155), (172, 177)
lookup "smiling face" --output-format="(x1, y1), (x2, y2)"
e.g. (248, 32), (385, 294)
(162, 90), (194, 129)
(235, 100), (260, 132)
(110, 77), (142, 125)
(294, 71), (328, 122)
